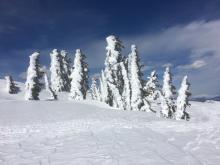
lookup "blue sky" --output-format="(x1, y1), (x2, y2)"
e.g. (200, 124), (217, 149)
(1, 0), (220, 96)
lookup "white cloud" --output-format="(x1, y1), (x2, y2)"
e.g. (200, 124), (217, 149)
(177, 60), (206, 70)
(18, 71), (26, 80)
(162, 63), (173, 68)
(121, 20), (220, 96)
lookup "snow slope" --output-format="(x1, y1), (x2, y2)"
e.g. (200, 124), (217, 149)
(0, 79), (220, 165)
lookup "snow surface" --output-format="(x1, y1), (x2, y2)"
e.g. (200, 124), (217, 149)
(0, 79), (220, 165)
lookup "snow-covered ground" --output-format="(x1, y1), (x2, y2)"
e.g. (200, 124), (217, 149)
(0, 79), (220, 165)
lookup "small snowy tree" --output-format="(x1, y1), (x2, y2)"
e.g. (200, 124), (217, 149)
(129, 45), (150, 111)
(161, 67), (176, 118)
(100, 70), (110, 103)
(50, 49), (66, 92)
(69, 49), (88, 100)
(25, 52), (43, 100)
(44, 73), (57, 100)
(5, 75), (19, 94)
(61, 50), (71, 91)
(175, 76), (191, 120)
(144, 70), (160, 101)
(90, 77), (101, 101)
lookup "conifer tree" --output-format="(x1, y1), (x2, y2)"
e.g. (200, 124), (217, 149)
(144, 70), (160, 101)
(50, 49), (66, 92)
(103, 35), (124, 109)
(25, 52), (43, 100)
(100, 70), (109, 103)
(61, 50), (71, 91)
(120, 61), (131, 110)
(90, 77), (101, 101)
(44, 73), (57, 100)
(161, 67), (176, 117)
(175, 76), (191, 120)
(129, 45), (150, 111)
(69, 49), (88, 100)
(5, 75), (19, 94)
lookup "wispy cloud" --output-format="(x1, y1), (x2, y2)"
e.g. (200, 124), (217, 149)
(177, 60), (206, 70)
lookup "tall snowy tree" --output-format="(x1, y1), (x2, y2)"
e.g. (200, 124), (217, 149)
(144, 70), (160, 101)
(61, 50), (71, 91)
(90, 77), (101, 101)
(175, 76), (191, 120)
(69, 49), (88, 100)
(5, 75), (19, 94)
(25, 52), (43, 100)
(103, 35), (124, 109)
(50, 49), (66, 92)
(129, 45), (150, 111)
(120, 61), (131, 110)
(161, 67), (176, 118)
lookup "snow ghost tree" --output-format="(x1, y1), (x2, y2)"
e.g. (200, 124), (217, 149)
(129, 45), (150, 111)
(44, 73), (57, 100)
(25, 52), (43, 100)
(5, 75), (19, 94)
(50, 49), (68, 92)
(69, 49), (88, 100)
(175, 76), (191, 120)
(120, 61), (131, 110)
(61, 50), (71, 91)
(99, 70), (110, 103)
(144, 70), (160, 101)
(90, 77), (101, 101)
(103, 35), (124, 109)
(161, 67), (176, 118)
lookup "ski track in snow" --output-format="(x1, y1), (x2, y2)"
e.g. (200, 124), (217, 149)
(0, 81), (220, 164)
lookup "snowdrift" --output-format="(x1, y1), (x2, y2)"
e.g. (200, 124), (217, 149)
(0, 79), (220, 164)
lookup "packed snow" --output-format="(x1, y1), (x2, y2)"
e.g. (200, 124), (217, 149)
(0, 79), (220, 165)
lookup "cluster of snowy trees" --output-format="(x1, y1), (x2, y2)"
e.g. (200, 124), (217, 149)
(90, 35), (191, 120)
(23, 49), (88, 101)
(5, 35), (191, 120)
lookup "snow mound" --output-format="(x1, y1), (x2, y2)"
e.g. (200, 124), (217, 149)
(0, 79), (220, 164)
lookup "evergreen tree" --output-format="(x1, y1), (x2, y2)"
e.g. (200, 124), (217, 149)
(69, 49), (88, 100)
(25, 52), (43, 100)
(120, 61), (131, 110)
(104, 35), (124, 109)
(175, 76), (191, 120)
(61, 50), (71, 91)
(90, 77), (101, 101)
(99, 70), (110, 103)
(44, 73), (57, 100)
(5, 75), (19, 94)
(129, 45), (150, 111)
(144, 70), (160, 101)
(161, 67), (176, 118)
(50, 49), (66, 92)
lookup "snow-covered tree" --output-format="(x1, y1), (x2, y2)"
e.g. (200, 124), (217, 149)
(61, 50), (71, 91)
(103, 35), (124, 109)
(120, 61), (131, 110)
(129, 45), (150, 111)
(90, 77), (101, 101)
(175, 76), (191, 120)
(5, 75), (19, 94)
(144, 70), (160, 101)
(69, 49), (88, 100)
(161, 67), (176, 118)
(50, 49), (66, 92)
(25, 52), (43, 100)
(99, 70), (109, 103)
(44, 73), (57, 100)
